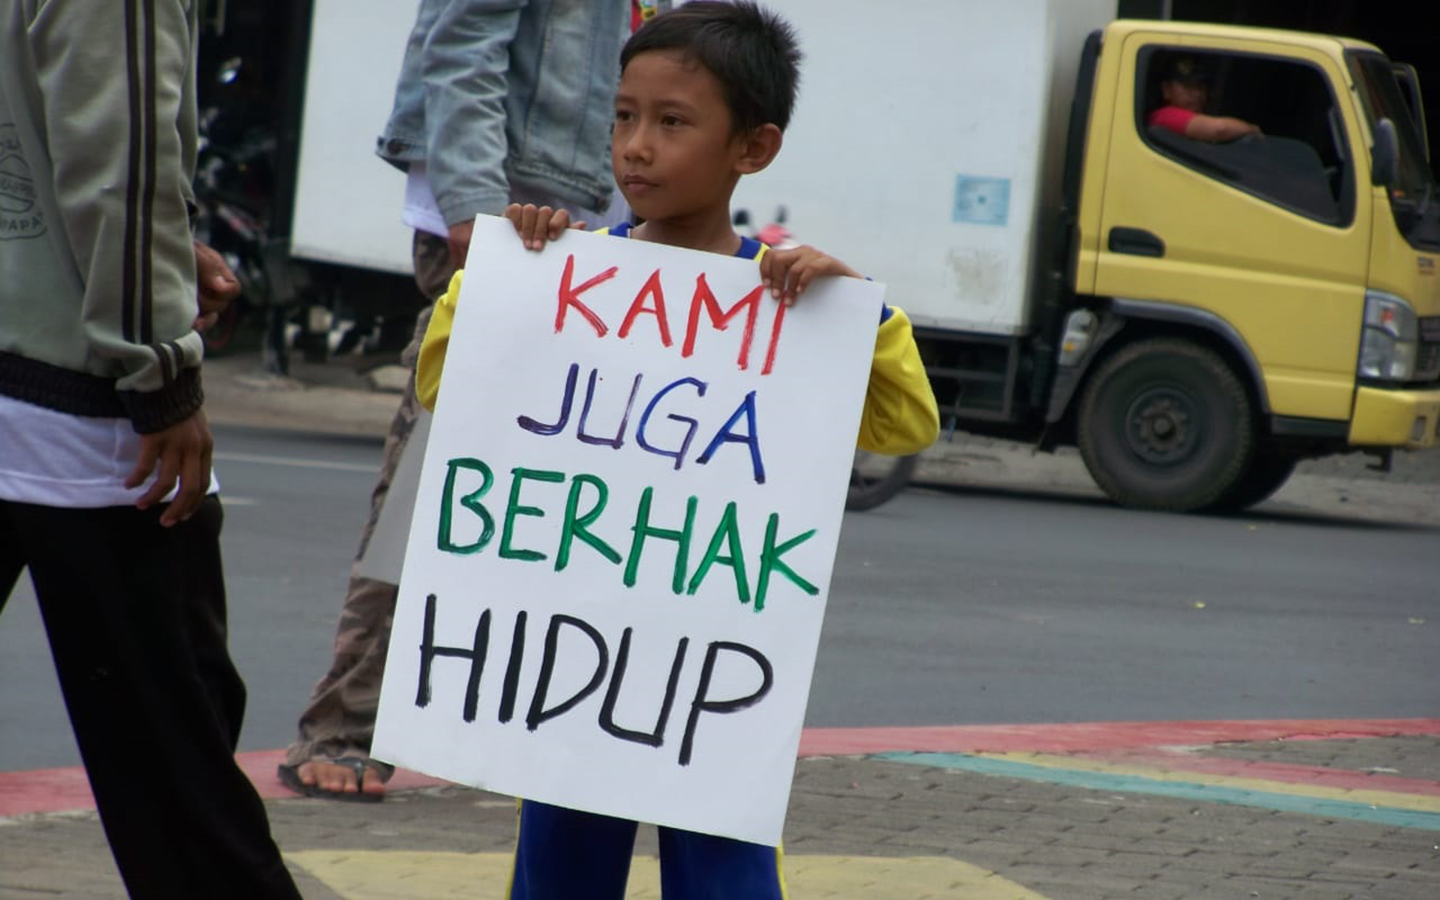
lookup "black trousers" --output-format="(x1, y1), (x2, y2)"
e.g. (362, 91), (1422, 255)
(0, 496), (301, 899)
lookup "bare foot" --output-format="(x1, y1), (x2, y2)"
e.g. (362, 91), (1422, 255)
(296, 759), (387, 799)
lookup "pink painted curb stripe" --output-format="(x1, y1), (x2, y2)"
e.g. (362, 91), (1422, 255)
(0, 749), (449, 819)
(3, 718), (1436, 818)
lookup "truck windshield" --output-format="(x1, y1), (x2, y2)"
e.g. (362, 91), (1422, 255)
(1346, 50), (1440, 249)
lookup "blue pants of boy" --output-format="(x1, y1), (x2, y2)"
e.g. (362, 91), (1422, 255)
(509, 800), (786, 899)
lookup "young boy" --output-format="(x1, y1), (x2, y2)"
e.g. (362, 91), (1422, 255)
(414, 3), (938, 897)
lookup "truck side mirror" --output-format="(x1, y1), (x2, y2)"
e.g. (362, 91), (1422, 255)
(1371, 118), (1399, 188)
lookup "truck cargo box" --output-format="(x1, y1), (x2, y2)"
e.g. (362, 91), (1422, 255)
(289, 0), (414, 275)
(731, 0), (1115, 334)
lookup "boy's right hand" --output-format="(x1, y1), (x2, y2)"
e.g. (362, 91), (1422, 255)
(504, 203), (584, 251)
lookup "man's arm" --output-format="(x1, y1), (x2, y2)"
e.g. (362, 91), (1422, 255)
(421, 0), (526, 267)
(27, 0), (203, 419)
(28, 0), (211, 523)
(1185, 113), (1261, 143)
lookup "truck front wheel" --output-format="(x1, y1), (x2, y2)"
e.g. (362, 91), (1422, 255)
(1077, 339), (1254, 512)
(1204, 452), (1298, 513)
(847, 450), (920, 511)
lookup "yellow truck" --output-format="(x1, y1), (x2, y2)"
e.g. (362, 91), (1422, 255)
(734, 4), (1440, 511)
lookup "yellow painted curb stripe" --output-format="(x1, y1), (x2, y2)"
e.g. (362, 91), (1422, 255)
(287, 850), (1055, 900)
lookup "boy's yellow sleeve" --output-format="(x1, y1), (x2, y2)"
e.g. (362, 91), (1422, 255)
(857, 306), (940, 455)
(416, 270), (464, 412)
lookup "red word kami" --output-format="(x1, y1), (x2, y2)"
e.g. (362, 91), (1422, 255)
(554, 255), (787, 375)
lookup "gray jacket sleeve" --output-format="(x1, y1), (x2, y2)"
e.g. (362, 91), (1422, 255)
(422, 0), (527, 227)
(26, 0), (204, 432)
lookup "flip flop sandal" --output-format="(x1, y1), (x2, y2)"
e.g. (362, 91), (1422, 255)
(276, 757), (386, 803)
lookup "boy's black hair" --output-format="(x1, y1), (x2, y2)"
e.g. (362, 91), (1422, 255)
(621, 0), (802, 134)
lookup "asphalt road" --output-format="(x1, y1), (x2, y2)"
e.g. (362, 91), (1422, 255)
(2, 424), (1437, 772)
(810, 483), (1439, 727)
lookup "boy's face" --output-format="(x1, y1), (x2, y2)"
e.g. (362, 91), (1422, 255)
(613, 50), (747, 224)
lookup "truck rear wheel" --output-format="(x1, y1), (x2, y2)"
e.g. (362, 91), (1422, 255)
(1078, 338), (1254, 511)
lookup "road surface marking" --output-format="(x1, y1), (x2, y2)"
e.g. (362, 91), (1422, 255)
(214, 451), (377, 473)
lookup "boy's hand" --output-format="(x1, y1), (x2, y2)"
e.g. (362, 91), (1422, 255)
(504, 203), (585, 251)
(759, 245), (862, 306)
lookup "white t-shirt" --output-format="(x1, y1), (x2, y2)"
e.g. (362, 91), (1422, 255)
(401, 162), (632, 236)
(401, 162), (450, 239)
(0, 394), (218, 508)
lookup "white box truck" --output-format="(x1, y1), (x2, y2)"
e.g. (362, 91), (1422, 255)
(276, 0), (1440, 511)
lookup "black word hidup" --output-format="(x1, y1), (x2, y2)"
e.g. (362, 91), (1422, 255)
(413, 593), (774, 767)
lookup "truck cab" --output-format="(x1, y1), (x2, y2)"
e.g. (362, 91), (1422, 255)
(1058, 21), (1440, 509)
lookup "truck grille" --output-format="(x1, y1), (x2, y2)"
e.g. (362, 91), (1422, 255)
(1417, 317), (1440, 381)
(1418, 340), (1440, 381)
(1420, 315), (1440, 343)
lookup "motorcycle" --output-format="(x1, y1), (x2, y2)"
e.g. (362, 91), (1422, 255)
(732, 207), (920, 512)
(193, 65), (287, 367)
(194, 57), (419, 375)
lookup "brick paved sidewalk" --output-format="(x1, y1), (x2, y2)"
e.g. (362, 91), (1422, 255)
(4, 721), (1438, 900)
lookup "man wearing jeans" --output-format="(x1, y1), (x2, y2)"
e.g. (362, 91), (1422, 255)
(278, 0), (647, 801)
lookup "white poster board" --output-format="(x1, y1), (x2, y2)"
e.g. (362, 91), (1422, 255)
(353, 411), (430, 584)
(373, 215), (882, 846)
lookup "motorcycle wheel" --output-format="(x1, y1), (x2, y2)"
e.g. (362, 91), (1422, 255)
(846, 450), (919, 512)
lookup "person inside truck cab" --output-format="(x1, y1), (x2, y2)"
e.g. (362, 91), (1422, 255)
(1149, 56), (1262, 143)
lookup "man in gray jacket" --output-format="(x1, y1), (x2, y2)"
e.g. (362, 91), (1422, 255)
(0, 1), (301, 896)
(278, 0), (650, 802)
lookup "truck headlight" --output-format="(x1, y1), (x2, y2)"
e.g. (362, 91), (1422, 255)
(1358, 291), (1419, 382)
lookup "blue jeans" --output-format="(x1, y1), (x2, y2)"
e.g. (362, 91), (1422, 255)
(510, 800), (785, 899)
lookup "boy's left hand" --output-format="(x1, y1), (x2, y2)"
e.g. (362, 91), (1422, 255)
(759, 245), (861, 306)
